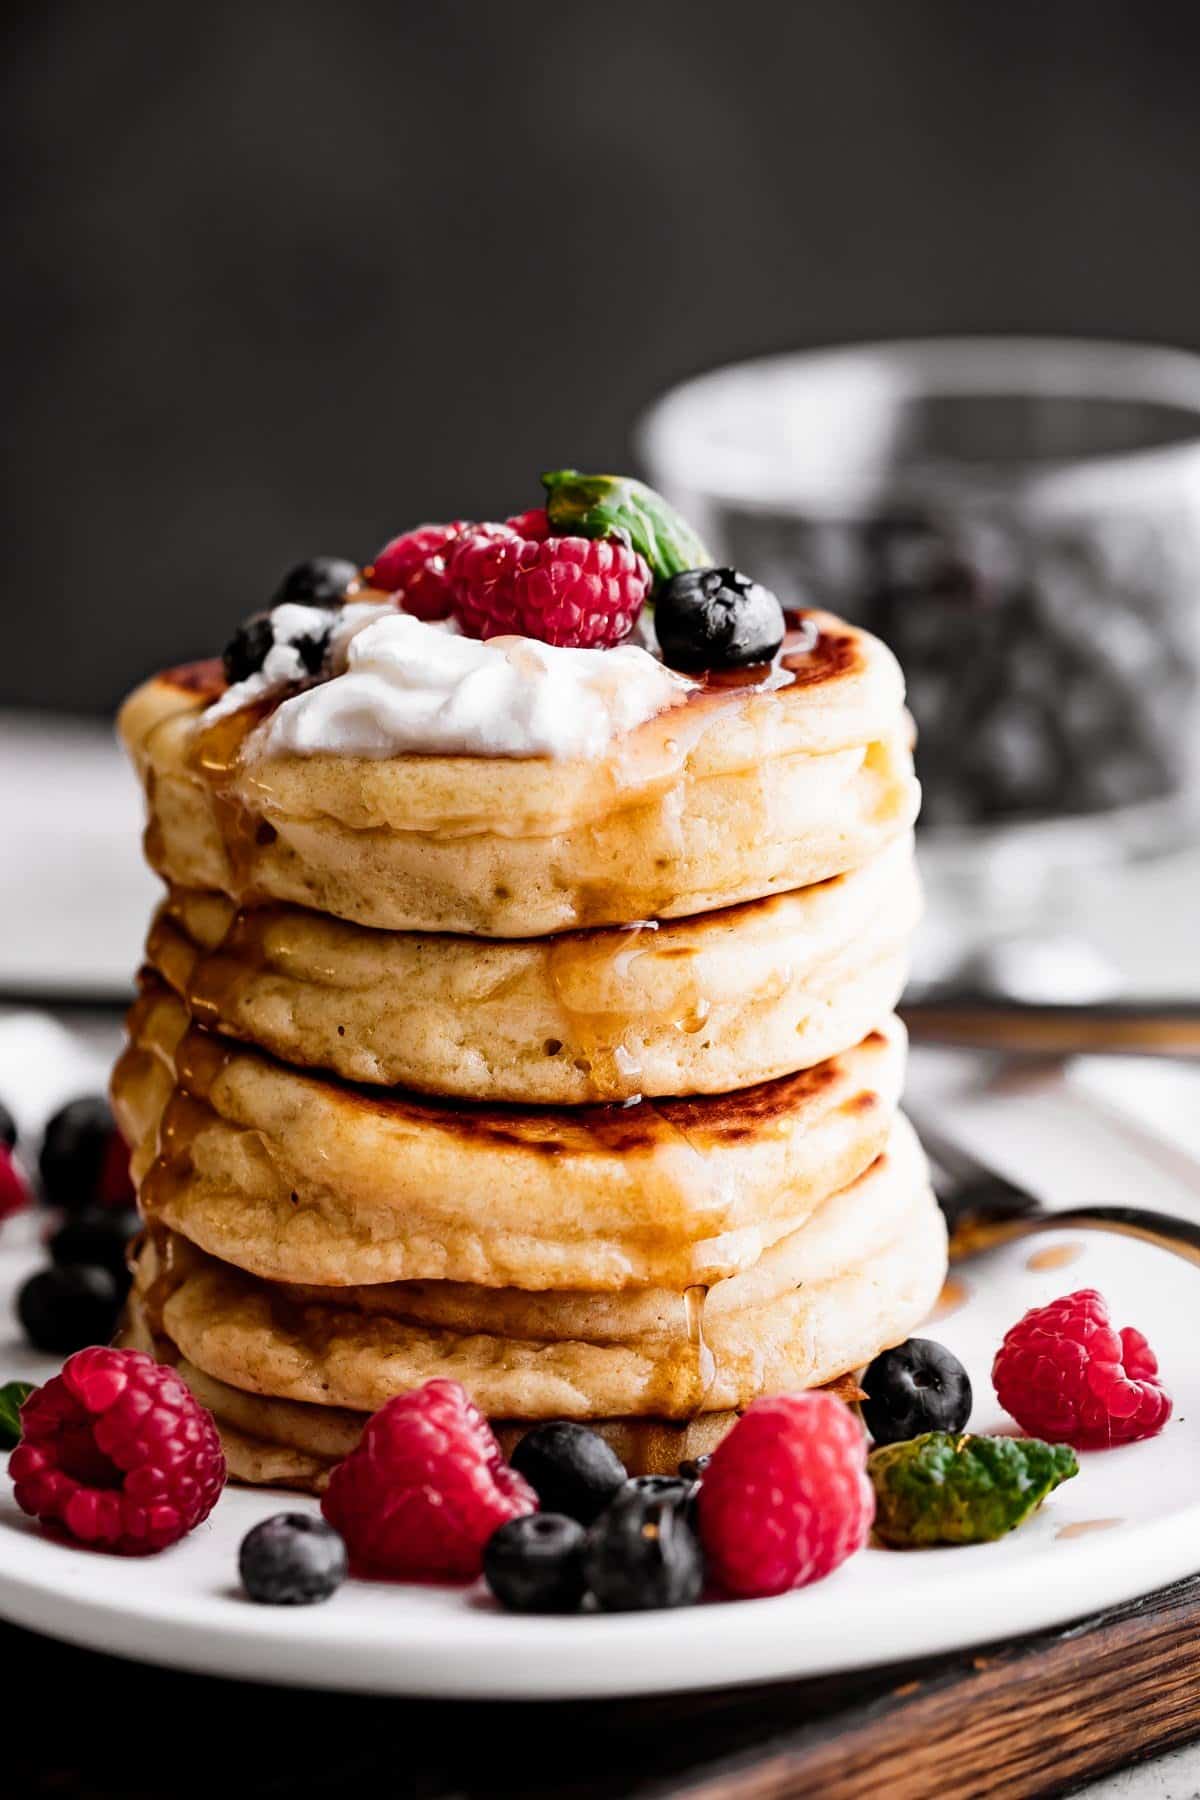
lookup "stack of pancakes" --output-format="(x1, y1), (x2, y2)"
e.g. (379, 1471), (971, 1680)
(112, 608), (945, 1488)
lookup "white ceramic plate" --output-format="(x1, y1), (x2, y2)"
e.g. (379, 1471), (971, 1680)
(0, 1203), (1198, 1697)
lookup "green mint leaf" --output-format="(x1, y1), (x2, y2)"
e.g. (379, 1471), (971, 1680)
(870, 1431), (1079, 1547)
(542, 469), (712, 585)
(0, 1380), (36, 1451)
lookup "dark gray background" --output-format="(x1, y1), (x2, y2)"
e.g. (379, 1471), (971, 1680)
(6, 0), (1200, 712)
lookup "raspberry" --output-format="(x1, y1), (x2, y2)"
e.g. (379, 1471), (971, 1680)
(503, 507), (550, 540)
(0, 1145), (31, 1220)
(992, 1287), (1172, 1450)
(696, 1393), (874, 1598)
(368, 521), (470, 620)
(449, 518), (651, 648)
(321, 1379), (537, 1582)
(9, 1347), (226, 1554)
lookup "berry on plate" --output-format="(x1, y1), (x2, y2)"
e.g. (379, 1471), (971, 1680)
(0, 1145), (31, 1221)
(39, 1097), (134, 1214)
(239, 1513), (348, 1605)
(654, 567), (786, 672)
(449, 520), (652, 649)
(992, 1288), (1172, 1450)
(870, 1432), (1078, 1547)
(510, 1421), (627, 1526)
(860, 1337), (973, 1447)
(696, 1393), (874, 1598)
(368, 521), (470, 620)
(483, 1512), (587, 1614)
(321, 1378), (536, 1582)
(9, 1346), (225, 1554)
(49, 1207), (140, 1288)
(584, 1482), (704, 1612)
(17, 1264), (122, 1355)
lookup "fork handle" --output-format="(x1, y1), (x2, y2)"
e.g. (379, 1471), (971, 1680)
(949, 1204), (1200, 1268)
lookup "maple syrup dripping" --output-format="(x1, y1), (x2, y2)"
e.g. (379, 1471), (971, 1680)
(680, 1283), (716, 1417)
(189, 693), (282, 901)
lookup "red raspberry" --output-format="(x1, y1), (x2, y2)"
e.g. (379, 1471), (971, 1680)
(697, 1393), (874, 1598)
(993, 1287), (1172, 1450)
(321, 1379), (536, 1582)
(368, 521), (470, 620)
(9, 1347), (226, 1554)
(0, 1146), (32, 1220)
(449, 519), (651, 649)
(503, 507), (550, 540)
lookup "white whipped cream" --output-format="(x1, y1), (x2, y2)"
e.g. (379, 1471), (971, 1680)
(257, 611), (694, 760)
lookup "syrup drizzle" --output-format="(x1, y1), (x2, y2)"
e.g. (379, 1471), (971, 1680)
(1026, 1242), (1084, 1272)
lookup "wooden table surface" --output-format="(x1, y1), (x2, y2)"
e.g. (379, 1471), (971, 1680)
(7, 1575), (1200, 1799)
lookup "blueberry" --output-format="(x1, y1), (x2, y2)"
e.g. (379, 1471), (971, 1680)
(222, 605), (336, 687)
(860, 1338), (973, 1447)
(0, 1099), (16, 1152)
(654, 566), (786, 672)
(17, 1265), (121, 1355)
(39, 1097), (121, 1214)
(584, 1484), (705, 1612)
(49, 1208), (139, 1288)
(511, 1421), (628, 1525)
(678, 1454), (711, 1482)
(625, 1474), (694, 1503)
(239, 1512), (348, 1605)
(222, 611), (275, 685)
(483, 1513), (587, 1614)
(272, 557), (357, 608)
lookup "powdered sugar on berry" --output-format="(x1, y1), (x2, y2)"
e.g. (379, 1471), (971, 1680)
(258, 611), (695, 760)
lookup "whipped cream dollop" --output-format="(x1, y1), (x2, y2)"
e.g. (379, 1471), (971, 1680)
(244, 609), (694, 760)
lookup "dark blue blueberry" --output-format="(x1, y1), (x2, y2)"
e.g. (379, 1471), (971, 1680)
(222, 611), (275, 685)
(272, 557), (357, 607)
(17, 1264), (121, 1355)
(511, 1421), (628, 1525)
(239, 1512), (348, 1605)
(584, 1484), (704, 1612)
(39, 1097), (118, 1213)
(49, 1208), (139, 1289)
(655, 566), (785, 672)
(861, 1337), (973, 1446)
(483, 1513), (587, 1614)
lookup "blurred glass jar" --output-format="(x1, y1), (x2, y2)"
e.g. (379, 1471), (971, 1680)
(640, 340), (1200, 896)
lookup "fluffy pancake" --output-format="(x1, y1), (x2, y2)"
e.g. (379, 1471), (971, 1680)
(119, 613), (919, 936)
(117, 1317), (855, 1488)
(144, 835), (920, 1102)
(113, 980), (906, 1291)
(124, 1121), (943, 1426)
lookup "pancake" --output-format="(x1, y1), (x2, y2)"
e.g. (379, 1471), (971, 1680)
(123, 1123), (943, 1426)
(144, 835), (920, 1102)
(117, 1316), (861, 1489)
(119, 613), (920, 937)
(112, 980), (906, 1291)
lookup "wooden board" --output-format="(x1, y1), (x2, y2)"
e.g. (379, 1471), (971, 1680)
(7, 1575), (1200, 1797)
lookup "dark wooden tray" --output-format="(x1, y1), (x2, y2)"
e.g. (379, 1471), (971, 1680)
(7, 1575), (1200, 1798)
